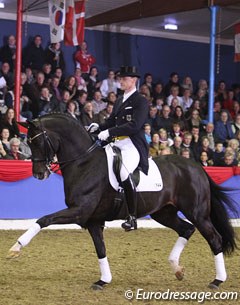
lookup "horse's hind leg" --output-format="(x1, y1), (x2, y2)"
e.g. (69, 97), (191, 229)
(87, 223), (112, 290)
(151, 204), (195, 281)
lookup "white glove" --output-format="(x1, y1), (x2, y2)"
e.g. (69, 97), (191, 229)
(87, 123), (99, 133)
(98, 130), (110, 141)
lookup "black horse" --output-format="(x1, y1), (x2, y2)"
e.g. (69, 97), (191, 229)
(8, 113), (238, 289)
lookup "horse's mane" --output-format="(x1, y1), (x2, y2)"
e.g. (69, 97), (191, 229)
(34, 112), (88, 134)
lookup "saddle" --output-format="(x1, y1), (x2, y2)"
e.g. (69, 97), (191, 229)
(105, 144), (163, 193)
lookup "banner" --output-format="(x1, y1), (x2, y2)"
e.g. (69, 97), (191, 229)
(64, 0), (85, 46)
(49, 0), (66, 43)
(234, 23), (240, 62)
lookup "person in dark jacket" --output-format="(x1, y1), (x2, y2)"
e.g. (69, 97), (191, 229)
(0, 35), (16, 72)
(23, 35), (45, 72)
(90, 66), (149, 231)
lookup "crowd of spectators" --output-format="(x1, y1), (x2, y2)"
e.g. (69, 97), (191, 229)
(0, 34), (240, 167)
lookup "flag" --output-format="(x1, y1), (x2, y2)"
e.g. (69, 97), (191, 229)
(64, 0), (85, 46)
(48, 0), (66, 43)
(234, 23), (240, 62)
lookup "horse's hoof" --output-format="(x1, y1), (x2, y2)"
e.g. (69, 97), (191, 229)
(208, 279), (223, 289)
(175, 266), (185, 281)
(91, 280), (108, 290)
(6, 251), (21, 259)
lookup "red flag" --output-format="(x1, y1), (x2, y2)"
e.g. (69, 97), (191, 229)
(64, 0), (85, 46)
(234, 23), (240, 62)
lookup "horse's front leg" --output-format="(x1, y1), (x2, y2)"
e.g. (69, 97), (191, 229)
(87, 223), (112, 290)
(7, 207), (83, 259)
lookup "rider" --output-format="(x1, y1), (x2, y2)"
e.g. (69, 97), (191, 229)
(90, 66), (149, 231)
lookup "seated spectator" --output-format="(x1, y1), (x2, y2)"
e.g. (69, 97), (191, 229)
(38, 86), (58, 116)
(197, 136), (214, 163)
(75, 89), (88, 114)
(142, 72), (155, 97)
(157, 105), (173, 133)
(74, 68), (87, 92)
(0, 61), (14, 91)
(66, 100), (80, 120)
(45, 42), (65, 74)
(164, 72), (180, 97)
(216, 151), (238, 167)
(199, 151), (212, 166)
(154, 97), (164, 114)
(181, 76), (194, 95)
(169, 97), (179, 117)
(86, 66), (101, 100)
(149, 133), (161, 157)
(223, 89), (236, 114)
(213, 141), (224, 165)
(144, 123), (152, 144)
(80, 101), (98, 128)
(158, 128), (173, 147)
(152, 82), (165, 101)
(186, 109), (203, 131)
(58, 90), (71, 113)
(230, 101), (240, 120)
(171, 136), (182, 155)
(213, 100), (222, 122)
(42, 63), (53, 84)
(139, 84), (153, 105)
(180, 147), (191, 159)
(0, 139), (7, 158)
(0, 127), (10, 152)
(4, 137), (28, 160)
(214, 110), (234, 147)
(181, 132), (195, 159)
(0, 34), (16, 72)
(54, 67), (65, 89)
(146, 105), (161, 133)
(91, 90), (106, 114)
(185, 100), (204, 120)
(97, 102), (114, 125)
(169, 122), (184, 140)
(49, 76), (62, 102)
(100, 70), (118, 99)
(166, 85), (181, 106)
(171, 106), (187, 131)
(200, 122), (217, 151)
(1, 108), (20, 139)
(63, 75), (78, 100)
(29, 71), (46, 117)
(106, 91), (117, 104)
(216, 80), (227, 104)
(25, 66), (35, 84)
(227, 138), (240, 162)
(180, 88), (193, 112)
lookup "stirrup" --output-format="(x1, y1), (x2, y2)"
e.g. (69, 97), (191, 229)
(121, 215), (137, 231)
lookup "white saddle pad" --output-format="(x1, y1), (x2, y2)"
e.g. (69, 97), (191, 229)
(105, 144), (163, 192)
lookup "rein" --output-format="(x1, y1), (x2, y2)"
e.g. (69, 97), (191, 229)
(29, 124), (101, 174)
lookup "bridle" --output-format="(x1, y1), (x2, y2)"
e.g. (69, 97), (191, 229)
(28, 125), (101, 174)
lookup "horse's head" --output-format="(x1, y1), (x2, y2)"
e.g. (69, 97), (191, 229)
(19, 120), (58, 180)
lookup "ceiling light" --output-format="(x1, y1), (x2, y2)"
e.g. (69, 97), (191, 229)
(0, 3), (5, 9)
(164, 24), (178, 31)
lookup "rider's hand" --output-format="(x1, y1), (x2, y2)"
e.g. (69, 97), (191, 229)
(87, 123), (99, 133)
(98, 130), (110, 141)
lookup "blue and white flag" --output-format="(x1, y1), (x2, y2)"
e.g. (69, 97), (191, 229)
(49, 0), (66, 43)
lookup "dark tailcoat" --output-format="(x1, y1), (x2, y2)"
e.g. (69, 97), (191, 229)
(100, 91), (149, 174)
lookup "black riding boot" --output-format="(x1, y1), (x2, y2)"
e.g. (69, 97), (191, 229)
(121, 175), (137, 231)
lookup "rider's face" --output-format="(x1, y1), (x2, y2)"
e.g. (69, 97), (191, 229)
(120, 77), (137, 93)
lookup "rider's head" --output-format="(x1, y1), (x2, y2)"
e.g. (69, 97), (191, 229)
(119, 66), (140, 93)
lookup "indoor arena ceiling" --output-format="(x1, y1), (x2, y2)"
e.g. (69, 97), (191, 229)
(1, 0), (240, 42)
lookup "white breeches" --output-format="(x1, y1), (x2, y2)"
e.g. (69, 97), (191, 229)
(112, 138), (140, 181)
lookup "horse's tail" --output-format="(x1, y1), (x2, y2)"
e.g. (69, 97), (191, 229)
(207, 174), (238, 255)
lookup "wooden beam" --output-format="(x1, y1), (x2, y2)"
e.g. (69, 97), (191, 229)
(85, 0), (240, 27)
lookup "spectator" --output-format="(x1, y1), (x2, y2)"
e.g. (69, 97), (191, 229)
(164, 72), (180, 96)
(23, 35), (46, 72)
(154, 97), (164, 114)
(169, 122), (184, 140)
(227, 138), (240, 162)
(142, 72), (155, 96)
(0, 139), (7, 158)
(197, 136), (214, 163)
(158, 128), (173, 147)
(0, 127), (10, 152)
(75, 89), (88, 114)
(66, 100), (80, 120)
(58, 90), (71, 113)
(181, 76), (194, 95)
(223, 89), (236, 114)
(166, 85), (181, 106)
(216, 80), (227, 104)
(180, 147), (191, 159)
(97, 102), (114, 125)
(200, 122), (217, 151)
(160, 146), (172, 155)
(42, 63), (52, 84)
(63, 75), (78, 100)
(180, 88), (193, 113)
(232, 113), (240, 135)
(152, 82), (165, 101)
(0, 61), (14, 90)
(54, 67), (65, 89)
(86, 66), (101, 100)
(172, 105), (188, 131)
(199, 151), (212, 166)
(49, 76), (62, 102)
(45, 42), (65, 74)
(38, 86), (58, 116)
(4, 137), (28, 160)
(74, 68), (87, 92)
(139, 84), (153, 105)
(100, 70), (118, 99)
(149, 133), (161, 157)
(146, 105), (161, 133)
(214, 110), (234, 147)
(181, 132), (195, 159)
(80, 101), (98, 128)
(157, 105), (173, 133)
(216, 151), (238, 167)
(213, 100), (222, 122)
(29, 71), (46, 117)
(106, 91), (117, 104)
(186, 109), (202, 131)
(230, 101), (240, 120)
(25, 66), (35, 84)
(74, 41), (96, 79)
(213, 141), (225, 165)
(1, 108), (20, 139)
(144, 123), (152, 144)
(0, 35), (16, 71)
(91, 90), (106, 114)
(171, 136), (182, 155)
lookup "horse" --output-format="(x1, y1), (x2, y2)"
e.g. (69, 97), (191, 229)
(7, 113), (238, 290)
